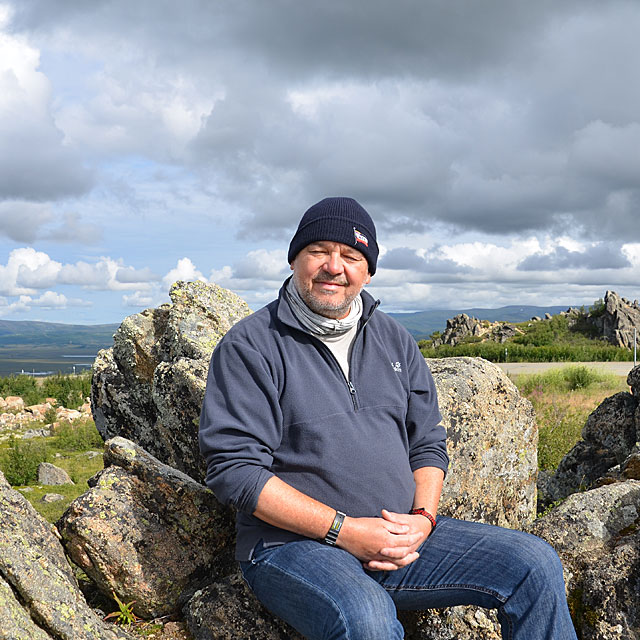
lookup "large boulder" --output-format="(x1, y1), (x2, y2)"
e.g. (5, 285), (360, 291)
(0, 471), (131, 640)
(428, 357), (537, 528)
(91, 280), (251, 481)
(57, 437), (235, 618)
(541, 365), (640, 504)
(529, 480), (640, 639)
(38, 461), (74, 485)
(587, 290), (640, 349)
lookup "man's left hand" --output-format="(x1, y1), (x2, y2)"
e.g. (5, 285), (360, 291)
(362, 509), (433, 571)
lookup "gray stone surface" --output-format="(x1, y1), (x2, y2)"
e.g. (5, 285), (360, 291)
(38, 461), (74, 485)
(0, 471), (131, 640)
(58, 437), (235, 619)
(91, 280), (251, 481)
(428, 357), (537, 528)
(541, 372), (640, 504)
(587, 290), (640, 349)
(529, 480), (640, 639)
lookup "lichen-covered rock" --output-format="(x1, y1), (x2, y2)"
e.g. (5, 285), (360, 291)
(183, 570), (305, 640)
(528, 480), (640, 639)
(38, 461), (74, 485)
(400, 607), (501, 640)
(541, 385), (639, 504)
(91, 280), (251, 481)
(427, 357), (537, 528)
(57, 437), (235, 619)
(587, 290), (640, 349)
(0, 471), (131, 640)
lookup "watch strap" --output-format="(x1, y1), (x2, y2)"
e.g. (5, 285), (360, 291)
(409, 508), (437, 530)
(324, 510), (346, 546)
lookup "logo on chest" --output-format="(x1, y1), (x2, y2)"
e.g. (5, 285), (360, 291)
(391, 361), (402, 373)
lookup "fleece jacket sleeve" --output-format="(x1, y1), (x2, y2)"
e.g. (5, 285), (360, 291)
(404, 338), (450, 475)
(198, 338), (282, 514)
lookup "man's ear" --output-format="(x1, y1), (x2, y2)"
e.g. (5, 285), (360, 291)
(290, 262), (294, 271)
(365, 273), (372, 285)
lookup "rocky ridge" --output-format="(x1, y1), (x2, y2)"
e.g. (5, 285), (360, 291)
(429, 289), (640, 351)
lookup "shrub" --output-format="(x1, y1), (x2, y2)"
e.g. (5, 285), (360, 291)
(54, 418), (103, 451)
(0, 375), (40, 405)
(0, 437), (48, 485)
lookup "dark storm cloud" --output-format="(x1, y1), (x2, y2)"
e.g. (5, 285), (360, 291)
(9, 0), (640, 243)
(379, 247), (473, 274)
(518, 243), (632, 271)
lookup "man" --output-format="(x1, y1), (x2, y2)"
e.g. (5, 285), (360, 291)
(199, 197), (577, 639)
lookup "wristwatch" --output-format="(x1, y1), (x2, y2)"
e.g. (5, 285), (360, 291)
(324, 510), (346, 546)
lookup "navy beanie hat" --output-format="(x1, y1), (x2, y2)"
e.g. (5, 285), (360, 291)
(287, 197), (379, 274)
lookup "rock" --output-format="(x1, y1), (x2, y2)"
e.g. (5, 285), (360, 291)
(541, 389), (639, 504)
(4, 395), (24, 410)
(531, 315), (542, 321)
(432, 314), (520, 348)
(58, 436), (235, 619)
(529, 480), (640, 639)
(26, 402), (53, 418)
(91, 280), (251, 481)
(545, 312), (552, 319)
(587, 290), (640, 349)
(56, 407), (83, 423)
(428, 357), (537, 528)
(629, 364), (640, 398)
(23, 428), (52, 438)
(434, 313), (483, 346)
(38, 461), (75, 485)
(41, 492), (65, 502)
(184, 570), (305, 640)
(0, 470), (132, 640)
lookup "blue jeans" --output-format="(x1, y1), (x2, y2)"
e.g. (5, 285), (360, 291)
(240, 516), (577, 640)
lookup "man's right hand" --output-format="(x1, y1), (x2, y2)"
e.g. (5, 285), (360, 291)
(336, 511), (425, 571)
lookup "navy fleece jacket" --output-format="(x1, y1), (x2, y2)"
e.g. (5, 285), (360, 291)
(199, 282), (449, 559)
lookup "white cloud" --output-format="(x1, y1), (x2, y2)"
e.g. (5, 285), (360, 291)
(162, 257), (205, 289)
(122, 290), (155, 307)
(0, 14), (92, 200)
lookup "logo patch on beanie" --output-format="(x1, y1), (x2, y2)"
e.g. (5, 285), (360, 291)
(353, 227), (368, 247)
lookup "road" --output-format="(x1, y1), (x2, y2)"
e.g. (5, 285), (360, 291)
(497, 361), (637, 377)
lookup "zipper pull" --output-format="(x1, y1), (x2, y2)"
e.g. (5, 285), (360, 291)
(348, 381), (356, 395)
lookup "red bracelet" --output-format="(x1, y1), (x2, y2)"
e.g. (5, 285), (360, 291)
(410, 508), (437, 530)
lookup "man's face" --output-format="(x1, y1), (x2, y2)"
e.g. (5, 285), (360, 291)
(291, 241), (371, 319)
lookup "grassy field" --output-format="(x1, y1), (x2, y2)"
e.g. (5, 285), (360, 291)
(509, 365), (629, 471)
(0, 418), (104, 522)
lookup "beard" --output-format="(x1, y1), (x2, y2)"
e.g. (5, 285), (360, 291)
(292, 271), (359, 319)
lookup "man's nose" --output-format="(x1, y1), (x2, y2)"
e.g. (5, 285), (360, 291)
(323, 251), (344, 274)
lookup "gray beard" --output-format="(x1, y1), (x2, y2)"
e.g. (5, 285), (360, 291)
(285, 278), (363, 336)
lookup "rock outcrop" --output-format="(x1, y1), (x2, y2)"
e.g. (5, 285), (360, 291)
(432, 314), (519, 347)
(428, 357), (537, 528)
(57, 437), (235, 618)
(529, 480), (640, 640)
(91, 280), (251, 481)
(587, 290), (640, 349)
(0, 471), (132, 640)
(540, 365), (640, 505)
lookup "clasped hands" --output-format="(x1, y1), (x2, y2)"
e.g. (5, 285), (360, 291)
(337, 508), (433, 571)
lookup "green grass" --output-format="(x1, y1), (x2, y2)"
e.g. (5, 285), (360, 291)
(510, 366), (629, 471)
(0, 418), (104, 522)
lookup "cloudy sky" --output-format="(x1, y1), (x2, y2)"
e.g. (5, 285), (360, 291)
(1, 0), (639, 324)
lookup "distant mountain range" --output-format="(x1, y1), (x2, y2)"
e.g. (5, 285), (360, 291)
(0, 307), (575, 374)
(0, 320), (120, 376)
(389, 304), (574, 340)
(0, 320), (119, 348)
